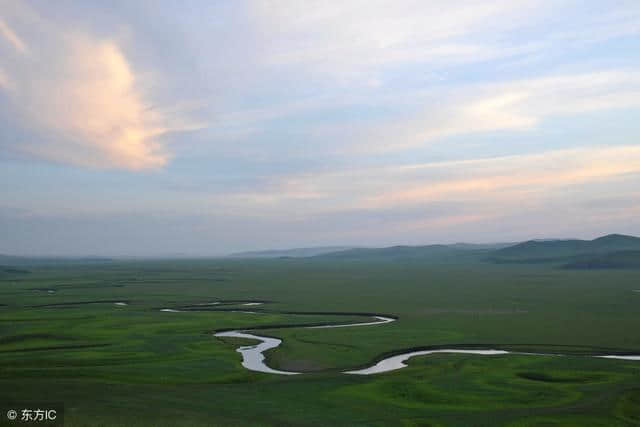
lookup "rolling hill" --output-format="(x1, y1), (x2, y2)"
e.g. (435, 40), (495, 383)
(313, 242), (513, 261)
(227, 246), (356, 258)
(489, 234), (640, 264)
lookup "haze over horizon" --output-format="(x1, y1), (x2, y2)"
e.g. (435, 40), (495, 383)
(2, 1), (640, 256)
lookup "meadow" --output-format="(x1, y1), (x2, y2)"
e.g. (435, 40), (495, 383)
(1, 257), (639, 426)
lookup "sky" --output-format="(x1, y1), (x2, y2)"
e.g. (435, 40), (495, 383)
(1, 0), (640, 256)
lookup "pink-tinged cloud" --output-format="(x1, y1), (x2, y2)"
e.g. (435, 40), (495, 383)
(211, 145), (640, 217)
(0, 7), (201, 170)
(0, 67), (8, 89)
(35, 37), (169, 169)
(0, 18), (28, 54)
(361, 145), (640, 208)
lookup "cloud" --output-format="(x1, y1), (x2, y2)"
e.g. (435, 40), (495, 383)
(0, 7), (197, 170)
(249, 0), (639, 84)
(128, 145), (638, 246)
(207, 67), (640, 158)
(0, 18), (28, 54)
(0, 67), (8, 89)
(213, 145), (640, 216)
(251, 0), (543, 73)
(1, 1), (640, 253)
(361, 146), (640, 209)
(345, 70), (640, 151)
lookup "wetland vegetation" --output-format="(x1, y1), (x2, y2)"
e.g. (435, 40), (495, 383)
(1, 237), (640, 425)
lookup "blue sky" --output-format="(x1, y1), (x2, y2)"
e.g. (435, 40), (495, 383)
(1, 0), (640, 255)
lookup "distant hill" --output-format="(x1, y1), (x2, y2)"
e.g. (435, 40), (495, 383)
(563, 250), (640, 269)
(312, 242), (512, 261)
(228, 242), (514, 261)
(446, 242), (516, 250)
(316, 245), (453, 260)
(0, 254), (113, 266)
(489, 234), (640, 264)
(227, 246), (356, 258)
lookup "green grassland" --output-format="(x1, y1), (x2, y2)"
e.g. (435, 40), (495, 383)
(1, 257), (639, 426)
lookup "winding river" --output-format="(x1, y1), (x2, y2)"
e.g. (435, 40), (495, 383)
(345, 349), (510, 374)
(214, 330), (298, 375)
(160, 301), (640, 375)
(213, 314), (396, 375)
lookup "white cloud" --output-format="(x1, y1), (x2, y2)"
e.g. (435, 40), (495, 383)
(346, 70), (640, 151)
(249, 0), (638, 83)
(250, 0), (538, 81)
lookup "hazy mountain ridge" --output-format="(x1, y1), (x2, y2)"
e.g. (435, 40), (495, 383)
(227, 246), (356, 258)
(315, 245), (453, 260)
(312, 234), (640, 267)
(0, 254), (113, 266)
(313, 242), (514, 261)
(3, 234), (638, 268)
(489, 234), (640, 265)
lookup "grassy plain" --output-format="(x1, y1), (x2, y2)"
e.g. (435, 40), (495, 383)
(1, 257), (639, 426)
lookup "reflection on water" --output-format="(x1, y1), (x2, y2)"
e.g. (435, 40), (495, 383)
(307, 316), (395, 329)
(345, 349), (509, 375)
(597, 355), (640, 361)
(162, 302), (640, 376)
(214, 331), (299, 375)
(214, 314), (396, 375)
(346, 350), (640, 375)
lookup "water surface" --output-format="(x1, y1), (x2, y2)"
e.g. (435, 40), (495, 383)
(214, 331), (299, 375)
(345, 349), (509, 374)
